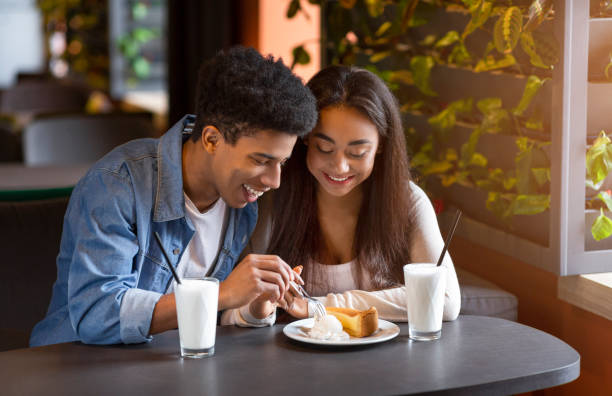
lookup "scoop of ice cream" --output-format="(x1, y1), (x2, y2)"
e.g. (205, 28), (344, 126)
(309, 314), (349, 341)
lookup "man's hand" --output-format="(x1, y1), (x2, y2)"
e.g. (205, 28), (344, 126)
(218, 254), (296, 311)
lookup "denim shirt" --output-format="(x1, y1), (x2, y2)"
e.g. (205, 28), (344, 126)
(30, 115), (257, 346)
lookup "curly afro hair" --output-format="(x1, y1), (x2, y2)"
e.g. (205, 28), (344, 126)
(192, 46), (317, 144)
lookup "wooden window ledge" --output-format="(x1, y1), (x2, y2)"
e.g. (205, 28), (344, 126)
(558, 274), (612, 321)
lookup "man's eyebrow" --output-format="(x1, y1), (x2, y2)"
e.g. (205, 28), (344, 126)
(313, 132), (372, 146)
(252, 152), (278, 160)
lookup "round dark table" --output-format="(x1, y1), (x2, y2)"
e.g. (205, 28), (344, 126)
(0, 315), (579, 395)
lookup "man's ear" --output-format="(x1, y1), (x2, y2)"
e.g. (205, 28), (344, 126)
(201, 126), (222, 154)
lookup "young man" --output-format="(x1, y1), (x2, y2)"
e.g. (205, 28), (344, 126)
(30, 47), (317, 346)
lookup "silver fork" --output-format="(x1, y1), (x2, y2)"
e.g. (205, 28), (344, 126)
(290, 281), (327, 318)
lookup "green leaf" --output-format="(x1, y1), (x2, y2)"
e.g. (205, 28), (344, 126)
(390, 70), (413, 85)
(520, 32), (551, 69)
(531, 31), (560, 67)
(531, 168), (550, 186)
(375, 22), (392, 37)
(423, 160), (454, 175)
(476, 179), (495, 190)
(478, 97), (508, 134)
(419, 34), (437, 46)
(474, 54), (516, 72)
(503, 177), (517, 190)
(370, 51), (392, 63)
(462, 0), (493, 39)
(477, 97), (502, 113)
(460, 128), (482, 167)
(586, 178), (603, 191)
(411, 151), (432, 169)
(428, 98), (473, 132)
(365, 0), (385, 17)
(586, 131), (612, 185)
(525, 113), (544, 130)
(132, 2), (148, 20)
(516, 136), (530, 152)
(512, 194), (550, 215)
(524, 0), (553, 32)
(605, 52), (612, 80)
(291, 45), (311, 69)
(133, 28), (157, 43)
(592, 209), (612, 241)
(132, 56), (150, 78)
(515, 139), (534, 194)
(512, 75), (549, 116)
(410, 55), (437, 96)
(441, 174), (458, 187)
(119, 37), (139, 58)
(598, 191), (612, 212)
(365, 65), (394, 85)
(287, 0), (300, 18)
(448, 41), (472, 65)
(493, 7), (522, 54)
(434, 31), (460, 48)
(470, 152), (488, 167)
(486, 191), (512, 219)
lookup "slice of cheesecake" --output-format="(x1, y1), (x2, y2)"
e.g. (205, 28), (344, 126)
(326, 306), (379, 338)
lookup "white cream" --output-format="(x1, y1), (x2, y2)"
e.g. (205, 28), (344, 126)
(308, 314), (349, 341)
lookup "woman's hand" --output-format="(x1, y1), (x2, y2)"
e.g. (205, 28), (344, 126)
(281, 286), (309, 319)
(248, 294), (277, 319)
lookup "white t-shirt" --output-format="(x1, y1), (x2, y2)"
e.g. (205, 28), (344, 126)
(166, 193), (228, 294)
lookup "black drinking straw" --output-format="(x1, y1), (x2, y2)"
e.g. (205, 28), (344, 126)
(436, 210), (462, 267)
(154, 231), (181, 285)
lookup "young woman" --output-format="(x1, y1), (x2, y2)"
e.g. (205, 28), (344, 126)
(222, 65), (460, 326)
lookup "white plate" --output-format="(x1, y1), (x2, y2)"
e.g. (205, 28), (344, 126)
(283, 318), (400, 346)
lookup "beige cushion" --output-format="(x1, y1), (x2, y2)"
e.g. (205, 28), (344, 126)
(457, 267), (518, 321)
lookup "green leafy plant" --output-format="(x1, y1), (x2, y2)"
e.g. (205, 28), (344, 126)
(116, 1), (159, 83)
(287, 0), (557, 230)
(586, 131), (612, 241)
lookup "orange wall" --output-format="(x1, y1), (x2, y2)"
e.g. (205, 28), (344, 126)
(252, 0), (320, 83)
(452, 236), (612, 395)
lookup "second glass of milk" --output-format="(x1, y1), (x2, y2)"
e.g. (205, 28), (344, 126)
(403, 264), (447, 341)
(175, 277), (219, 358)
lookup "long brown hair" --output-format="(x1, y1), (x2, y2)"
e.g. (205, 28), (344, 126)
(268, 65), (415, 292)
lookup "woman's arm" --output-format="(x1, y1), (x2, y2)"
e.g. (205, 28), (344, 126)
(315, 285), (458, 322)
(407, 182), (461, 320)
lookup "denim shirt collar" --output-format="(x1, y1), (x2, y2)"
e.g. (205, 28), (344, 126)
(153, 114), (195, 222)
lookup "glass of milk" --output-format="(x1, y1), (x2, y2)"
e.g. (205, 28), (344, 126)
(174, 277), (219, 358)
(403, 264), (447, 341)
